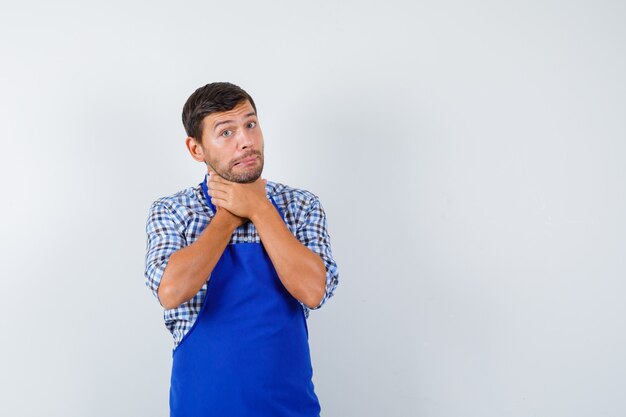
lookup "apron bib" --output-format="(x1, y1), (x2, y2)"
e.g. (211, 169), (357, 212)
(169, 177), (321, 417)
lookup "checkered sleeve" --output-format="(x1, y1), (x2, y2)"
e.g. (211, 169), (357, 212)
(295, 196), (339, 313)
(144, 201), (187, 307)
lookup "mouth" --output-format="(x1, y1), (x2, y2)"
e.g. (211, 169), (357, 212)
(234, 155), (258, 167)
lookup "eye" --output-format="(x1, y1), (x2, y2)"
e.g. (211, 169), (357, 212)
(221, 129), (233, 137)
(247, 121), (256, 129)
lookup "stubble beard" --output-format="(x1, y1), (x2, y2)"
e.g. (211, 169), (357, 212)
(207, 151), (264, 184)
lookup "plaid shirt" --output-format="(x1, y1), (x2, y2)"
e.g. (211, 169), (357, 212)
(144, 177), (339, 348)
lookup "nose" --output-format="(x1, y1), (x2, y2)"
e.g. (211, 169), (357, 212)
(237, 128), (254, 150)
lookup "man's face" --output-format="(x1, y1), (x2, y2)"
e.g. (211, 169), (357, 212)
(198, 100), (264, 183)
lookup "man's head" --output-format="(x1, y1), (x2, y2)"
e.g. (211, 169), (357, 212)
(183, 82), (264, 183)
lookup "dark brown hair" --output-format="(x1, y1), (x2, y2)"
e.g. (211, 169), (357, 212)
(182, 82), (257, 141)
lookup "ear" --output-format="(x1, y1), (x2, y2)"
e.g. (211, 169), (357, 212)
(185, 137), (206, 163)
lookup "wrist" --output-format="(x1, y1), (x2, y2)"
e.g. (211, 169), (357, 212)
(250, 199), (274, 224)
(213, 208), (245, 231)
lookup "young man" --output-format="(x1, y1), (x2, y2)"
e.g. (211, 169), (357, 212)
(144, 82), (339, 416)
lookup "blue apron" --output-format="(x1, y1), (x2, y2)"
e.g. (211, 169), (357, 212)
(169, 176), (321, 417)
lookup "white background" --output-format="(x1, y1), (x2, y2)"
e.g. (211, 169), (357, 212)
(1, 1), (625, 416)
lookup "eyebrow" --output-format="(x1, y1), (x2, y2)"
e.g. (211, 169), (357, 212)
(212, 112), (257, 132)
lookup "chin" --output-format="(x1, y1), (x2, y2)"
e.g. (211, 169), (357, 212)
(229, 167), (263, 184)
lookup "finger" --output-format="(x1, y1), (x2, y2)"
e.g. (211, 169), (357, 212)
(211, 196), (229, 208)
(207, 180), (230, 192)
(207, 189), (229, 199)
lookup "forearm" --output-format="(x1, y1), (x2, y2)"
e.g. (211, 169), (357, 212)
(158, 211), (239, 309)
(251, 202), (326, 308)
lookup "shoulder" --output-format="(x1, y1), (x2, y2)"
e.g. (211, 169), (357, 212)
(265, 180), (326, 230)
(148, 183), (209, 223)
(266, 180), (321, 209)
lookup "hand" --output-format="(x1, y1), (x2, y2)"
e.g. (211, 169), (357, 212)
(206, 171), (269, 220)
(205, 172), (247, 229)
